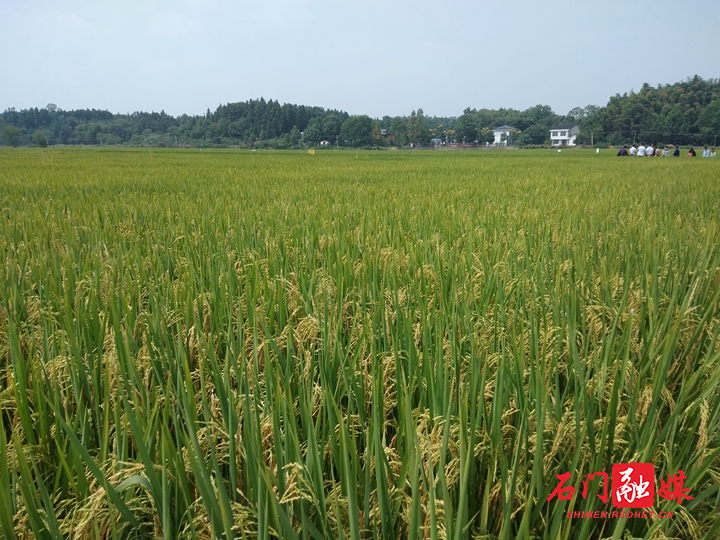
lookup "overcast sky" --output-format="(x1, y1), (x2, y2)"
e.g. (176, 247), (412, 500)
(2, 0), (719, 118)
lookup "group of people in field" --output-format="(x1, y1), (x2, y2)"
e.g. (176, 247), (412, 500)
(617, 144), (716, 157)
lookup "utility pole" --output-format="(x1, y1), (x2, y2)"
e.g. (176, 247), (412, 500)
(591, 132), (593, 147)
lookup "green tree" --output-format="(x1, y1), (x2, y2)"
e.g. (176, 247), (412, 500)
(288, 126), (301, 147)
(429, 124), (443, 141)
(524, 104), (558, 129)
(277, 133), (290, 149)
(566, 107), (586, 122)
(303, 118), (322, 145)
(406, 109), (428, 145)
(102, 133), (121, 145)
(478, 127), (495, 144)
(1, 124), (21, 147)
(455, 110), (478, 143)
(340, 115), (373, 146)
(515, 124), (547, 146)
(388, 116), (408, 146)
(321, 114), (342, 143)
(33, 131), (48, 147)
(697, 100), (720, 137)
(371, 122), (382, 145)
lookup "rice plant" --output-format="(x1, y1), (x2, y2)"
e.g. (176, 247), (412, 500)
(1, 147), (719, 539)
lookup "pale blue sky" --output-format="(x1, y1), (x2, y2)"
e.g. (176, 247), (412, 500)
(1, 0), (718, 118)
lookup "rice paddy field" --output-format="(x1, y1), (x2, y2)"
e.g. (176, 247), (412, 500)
(1, 147), (720, 540)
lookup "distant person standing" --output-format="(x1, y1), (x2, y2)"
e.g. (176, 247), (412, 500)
(702, 146), (710, 157)
(637, 144), (646, 157)
(629, 144), (637, 156)
(688, 148), (696, 157)
(617, 146), (628, 156)
(673, 145), (680, 157)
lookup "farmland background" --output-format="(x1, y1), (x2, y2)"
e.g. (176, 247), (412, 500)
(1, 148), (719, 539)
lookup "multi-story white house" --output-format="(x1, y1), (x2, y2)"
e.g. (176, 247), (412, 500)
(493, 125), (516, 146)
(549, 123), (580, 146)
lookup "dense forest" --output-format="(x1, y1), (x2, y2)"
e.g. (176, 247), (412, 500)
(573, 75), (720, 146)
(1, 76), (718, 148)
(0, 100), (348, 148)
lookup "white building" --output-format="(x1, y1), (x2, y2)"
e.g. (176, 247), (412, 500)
(549, 123), (580, 146)
(493, 125), (516, 146)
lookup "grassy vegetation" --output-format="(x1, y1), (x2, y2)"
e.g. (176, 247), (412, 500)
(1, 148), (719, 539)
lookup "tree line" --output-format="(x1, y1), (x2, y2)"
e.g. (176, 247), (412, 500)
(572, 75), (720, 146)
(1, 76), (718, 148)
(0, 100), (349, 148)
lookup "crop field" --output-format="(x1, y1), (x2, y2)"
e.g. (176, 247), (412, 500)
(1, 148), (719, 540)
